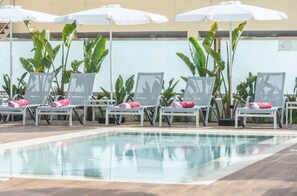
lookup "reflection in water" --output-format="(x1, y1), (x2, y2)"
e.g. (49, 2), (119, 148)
(0, 132), (292, 183)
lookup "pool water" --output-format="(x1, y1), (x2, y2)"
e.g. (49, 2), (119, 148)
(0, 132), (295, 184)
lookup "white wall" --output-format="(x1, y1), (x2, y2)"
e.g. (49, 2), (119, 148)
(0, 40), (84, 92)
(222, 40), (297, 94)
(97, 40), (194, 93)
(0, 39), (296, 95)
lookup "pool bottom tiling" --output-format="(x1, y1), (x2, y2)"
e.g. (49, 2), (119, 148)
(0, 130), (296, 185)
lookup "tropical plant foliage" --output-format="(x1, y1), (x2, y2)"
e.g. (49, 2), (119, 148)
(19, 21), (108, 96)
(2, 73), (27, 96)
(162, 78), (179, 105)
(219, 21), (247, 118)
(84, 35), (109, 73)
(20, 21), (60, 74)
(99, 75), (135, 104)
(176, 21), (247, 119)
(176, 23), (219, 80)
(234, 72), (257, 107)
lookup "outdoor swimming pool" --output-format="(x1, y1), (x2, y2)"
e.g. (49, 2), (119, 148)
(0, 131), (296, 184)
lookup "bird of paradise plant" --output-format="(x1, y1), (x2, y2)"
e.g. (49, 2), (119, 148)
(176, 21), (247, 119)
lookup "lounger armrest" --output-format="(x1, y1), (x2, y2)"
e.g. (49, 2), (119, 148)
(245, 96), (253, 107)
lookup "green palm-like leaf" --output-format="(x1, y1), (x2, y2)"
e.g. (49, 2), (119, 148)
(202, 22), (218, 47)
(20, 57), (34, 72)
(71, 60), (83, 72)
(232, 21), (247, 63)
(180, 76), (188, 82)
(203, 68), (214, 77)
(232, 21), (246, 51)
(115, 75), (124, 92)
(189, 37), (206, 76)
(204, 45), (225, 71)
(25, 58), (45, 72)
(19, 72), (28, 84)
(2, 74), (10, 95)
(99, 87), (110, 98)
(33, 33), (47, 60)
(84, 35), (109, 73)
(163, 78), (179, 103)
(62, 21), (77, 47)
(62, 70), (72, 84)
(125, 75), (135, 93)
(176, 52), (195, 75)
(55, 65), (63, 77)
(91, 36), (106, 71)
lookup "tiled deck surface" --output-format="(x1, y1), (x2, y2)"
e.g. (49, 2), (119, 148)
(0, 120), (297, 196)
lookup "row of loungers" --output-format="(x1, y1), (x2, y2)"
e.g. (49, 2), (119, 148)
(0, 72), (286, 129)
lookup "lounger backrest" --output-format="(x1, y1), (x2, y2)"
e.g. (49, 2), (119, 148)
(24, 72), (54, 105)
(66, 73), (96, 105)
(134, 72), (164, 106)
(254, 72), (285, 107)
(183, 76), (215, 106)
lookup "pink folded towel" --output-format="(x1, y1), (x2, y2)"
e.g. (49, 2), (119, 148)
(248, 102), (272, 109)
(172, 101), (195, 108)
(118, 102), (141, 108)
(8, 99), (29, 108)
(50, 99), (71, 108)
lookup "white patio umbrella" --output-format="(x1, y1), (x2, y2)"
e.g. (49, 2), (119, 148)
(55, 4), (168, 100)
(175, 1), (288, 119)
(0, 5), (57, 97)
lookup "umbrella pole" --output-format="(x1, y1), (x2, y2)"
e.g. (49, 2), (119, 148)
(9, 20), (13, 98)
(229, 21), (233, 119)
(109, 20), (113, 101)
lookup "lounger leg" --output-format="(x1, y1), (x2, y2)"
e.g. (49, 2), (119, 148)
(274, 111), (277, 129)
(243, 116), (247, 127)
(69, 109), (72, 126)
(286, 107), (289, 128)
(204, 107), (210, 126)
(169, 114), (173, 125)
(152, 106), (159, 125)
(92, 107), (95, 122)
(159, 110), (162, 127)
(119, 115), (122, 124)
(5, 114), (9, 123)
(140, 111), (144, 127)
(235, 110), (238, 128)
(22, 110), (26, 126)
(35, 109), (39, 126)
(280, 108), (284, 128)
(83, 106), (87, 125)
(49, 115), (54, 123)
(196, 111), (199, 128)
(105, 110), (109, 126)
(73, 108), (83, 125)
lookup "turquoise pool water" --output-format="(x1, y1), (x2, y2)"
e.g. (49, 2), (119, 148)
(0, 132), (295, 184)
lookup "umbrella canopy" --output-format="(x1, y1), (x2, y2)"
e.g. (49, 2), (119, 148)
(0, 5), (57, 97)
(55, 4), (168, 25)
(55, 4), (168, 100)
(175, 1), (288, 22)
(175, 1), (288, 119)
